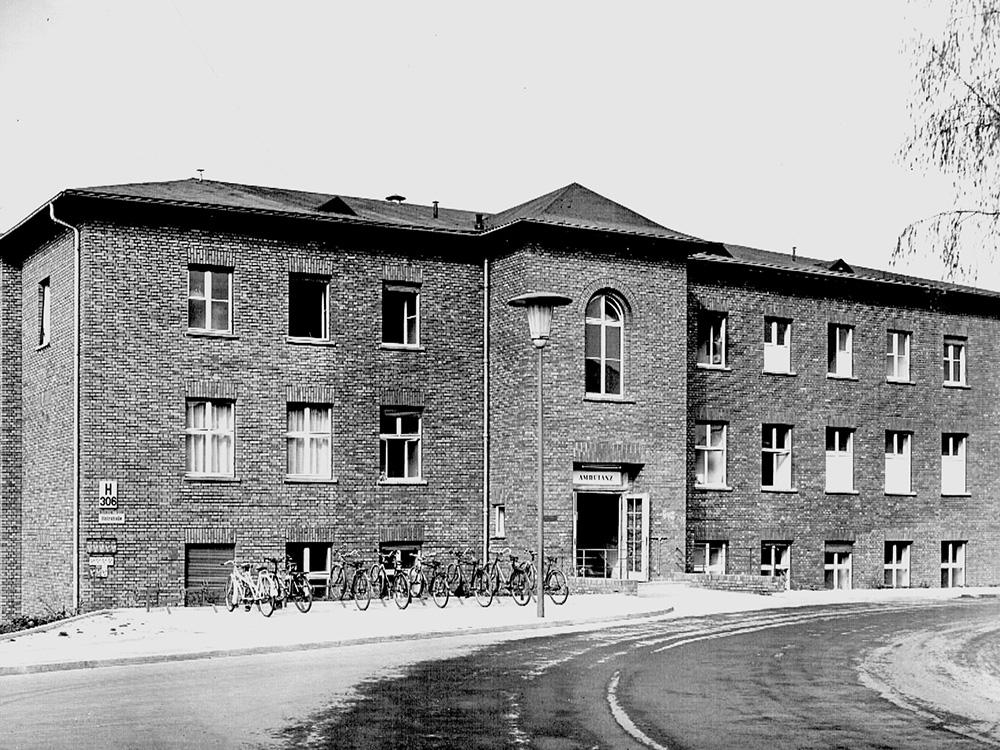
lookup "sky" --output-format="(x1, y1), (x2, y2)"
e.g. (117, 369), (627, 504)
(0, 1), (978, 287)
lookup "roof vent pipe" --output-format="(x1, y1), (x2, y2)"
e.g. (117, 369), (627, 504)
(385, 194), (406, 203)
(196, 169), (204, 181)
(792, 245), (797, 260)
(475, 213), (484, 231)
(433, 200), (439, 219)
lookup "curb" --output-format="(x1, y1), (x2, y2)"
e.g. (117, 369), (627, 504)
(0, 606), (675, 677)
(2, 609), (114, 639)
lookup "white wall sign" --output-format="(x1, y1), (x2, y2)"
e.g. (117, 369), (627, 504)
(572, 469), (624, 488)
(99, 480), (119, 510)
(88, 555), (115, 567)
(98, 512), (125, 525)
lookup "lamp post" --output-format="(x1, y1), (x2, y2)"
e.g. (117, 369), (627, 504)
(507, 291), (572, 617)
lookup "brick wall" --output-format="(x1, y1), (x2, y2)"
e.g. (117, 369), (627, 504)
(0, 257), (24, 619)
(72, 218), (484, 610)
(489, 232), (689, 580)
(688, 263), (1000, 589)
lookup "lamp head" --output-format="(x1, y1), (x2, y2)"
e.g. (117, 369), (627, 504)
(507, 292), (573, 348)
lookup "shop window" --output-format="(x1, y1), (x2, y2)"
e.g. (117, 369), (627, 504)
(763, 317), (791, 373)
(886, 330), (911, 382)
(188, 266), (232, 333)
(379, 407), (422, 481)
(287, 404), (332, 479)
(288, 275), (329, 340)
(38, 277), (51, 347)
(883, 541), (911, 588)
(885, 431), (912, 494)
(943, 336), (966, 386)
(760, 541), (790, 584)
(696, 311), (727, 368)
(585, 293), (625, 396)
(382, 284), (420, 346)
(694, 422), (727, 488)
(827, 324), (853, 377)
(941, 541), (966, 587)
(185, 399), (235, 477)
(824, 542), (853, 590)
(692, 541), (727, 574)
(825, 427), (854, 493)
(761, 424), (792, 490)
(941, 433), (967, 495)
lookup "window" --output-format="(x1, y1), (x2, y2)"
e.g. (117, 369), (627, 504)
(188, 267), (232, 333)
(827, 324), (853, 377)
(761, 542), (791, 584)
(824, 542), (853, 590)
(825, 427), (854, 493)
(941, 541), (966, 587)
(493, 504), (506, 538)
(941, 433), (967, 495)
(943, 337), (966, 385)
(886, 330), (911, 382)
(379, 408), (422, 480)
(694, 422), (727, 487)
(696, 311), (727, 368)
(286, 405), (332, 479)
(185, 400), (234, 477)
(761, 424), (792, 490)
(883, 541), (911, 588)
(382, 284), (419, 346)
(38, 278), (51, 347)
(692, 541), (727, 574)
(585, 294), (624, 396)
(885, 431), (912, 494)
(285, 542), (332, 595)
(763, 317), (791, 373)
(288, 275), (329, 340)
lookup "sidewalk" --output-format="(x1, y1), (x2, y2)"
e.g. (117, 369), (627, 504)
(1, 585), (994, 676)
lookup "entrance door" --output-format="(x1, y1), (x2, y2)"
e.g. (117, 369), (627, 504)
(622, 494), (650, 581)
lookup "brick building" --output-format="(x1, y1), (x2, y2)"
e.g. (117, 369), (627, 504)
(0, 178), (997, 618)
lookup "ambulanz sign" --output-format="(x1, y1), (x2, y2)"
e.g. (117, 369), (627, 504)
(572, 470), (624, 488)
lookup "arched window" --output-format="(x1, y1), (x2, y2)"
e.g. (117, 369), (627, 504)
(585, 293), (624, 396)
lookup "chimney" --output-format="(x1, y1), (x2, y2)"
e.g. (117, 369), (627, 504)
(433, 200), (439, 219)
(475, 213), (484, 231)
(792, 245), (797, 260)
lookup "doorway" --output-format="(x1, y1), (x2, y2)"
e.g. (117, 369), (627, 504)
(574, 492), (649, 580)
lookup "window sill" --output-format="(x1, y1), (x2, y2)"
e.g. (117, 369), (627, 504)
(886, 378), (915, 385)
(377, 478), (428, 486)
(583, 394), (636, 404)
(942, 492), (971, 497)
(943, 382), (970, 390)
(696, 364), (731, 372)
(187, 330), (239, 340)
(760, 487), (797, 493)
(380, 343), (425, 352)
(184, 475), (240, 483)
(286, 336), (334, 347)
(285, 477), (339, 484)
(884, 491), (916, 497)
(763, 369), (796, 376)
(35, 342), (51, 352)
(694, 484), (733, 492)
(826, 374), (858, 381)
(825, 489), (860, 495)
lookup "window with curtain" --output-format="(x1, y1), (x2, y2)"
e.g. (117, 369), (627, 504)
(287, 404), (332, 479)
(185, 399), (235, 476)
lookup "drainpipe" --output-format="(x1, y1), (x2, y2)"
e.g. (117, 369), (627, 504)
(49, 203), (81, 614)
(482, 256), (490, 563)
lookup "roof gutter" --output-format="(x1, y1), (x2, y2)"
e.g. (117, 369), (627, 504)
(48, 202), (81, 614)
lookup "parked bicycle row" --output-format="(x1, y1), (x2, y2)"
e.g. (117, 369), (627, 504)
(222, 555), (313, 617)
(328, 546), (570, 611)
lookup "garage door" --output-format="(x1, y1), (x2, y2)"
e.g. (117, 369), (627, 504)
(185, 544), (235, 606)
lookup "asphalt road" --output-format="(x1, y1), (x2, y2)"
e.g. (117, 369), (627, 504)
(1, 599), (997, 749)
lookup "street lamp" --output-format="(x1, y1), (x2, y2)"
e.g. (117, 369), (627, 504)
(507, 291), (572, 617)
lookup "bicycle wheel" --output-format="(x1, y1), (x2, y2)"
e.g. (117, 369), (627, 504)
(329, 563), (347, 600)
(392, 572), (411, 610)
(257, 582), (275, 617)
(472, 569), (493, 607)
(224, 577), (238, 612)
(292, 574), (313, 613)
(369, 564), (385, 598)
(353, 571), (371, 611)
(409, 570), (426, 599)
(546, 568), (569, 605)
(510, 569), (530, 606)
(445, 563), (463, 595)
(430, 572), (450, 608)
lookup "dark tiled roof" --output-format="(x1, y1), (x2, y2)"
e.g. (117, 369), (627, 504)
(691, 243), (1000, 299)
(483, 182), (703, 242)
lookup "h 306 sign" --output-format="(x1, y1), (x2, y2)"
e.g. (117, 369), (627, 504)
(99, 480), (118, 510)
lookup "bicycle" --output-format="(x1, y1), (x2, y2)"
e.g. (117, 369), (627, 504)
(329, 550), (364, 601)
(523, 550), (570, 605)
(405, 549), (428, 599)
(351, 556), (373, 611)
(267, 556), (313, 613)
(445, 547), (492, 607)
(484, 547), (531, 606)
(222, 560), (277, 617)
(424, 557), (451, 608)
(368, 549), (411, 609)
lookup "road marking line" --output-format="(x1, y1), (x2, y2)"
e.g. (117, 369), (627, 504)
(607, 670), (672, 750)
